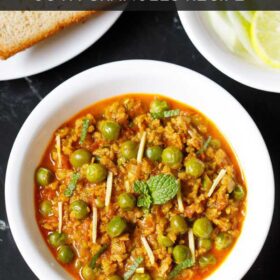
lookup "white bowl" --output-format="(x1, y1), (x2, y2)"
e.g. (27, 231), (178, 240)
(5, 60), (274, 280)
(178, 11), (280, 93)
(0, 11), (123, 81)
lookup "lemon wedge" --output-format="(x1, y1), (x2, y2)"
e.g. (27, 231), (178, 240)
(251, 11), (280, 68)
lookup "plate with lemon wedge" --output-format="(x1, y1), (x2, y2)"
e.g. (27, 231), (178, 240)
(178, 11), (280, 92)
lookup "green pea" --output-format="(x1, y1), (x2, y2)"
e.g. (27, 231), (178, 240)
(86, 163), (107, 183)
(233, 184), (245, 200)
(132, 273), (151, 280)
(107, 275), (123, 280)
(69, 149), (92, 168)
(191, 115), (202, 127)
(70, 200), (90, 220)
(107, 216), (127, 238)
(117, 157), (126, 166)
(202, 175), (212, 191)
(82, 265), (96, 280)
(162, 147), (183, 168)
(39, 200), (52, 216)
(100, 120), (121, 141)
(150, 99), (169, 114)
(36, 167), (54, 186)
(48, 231), (67, 248)
(117, 193), (136, 210)
(170, 215), (188, 234)
(215, 232), (233, 250)
(199, 254), (216, 268)
(120, 141), (138, 160)
(157, 234), (174, 247)
(210, 139), (221, 149)
(172, 245), (191, 263)
(95, 197), (105, 208)
(57, 245), (74, 264)
(146, 146), (163, 162)
(198, 238), (212, 252)
(185, 158), (205, 178)
(193, 217), (213, 239)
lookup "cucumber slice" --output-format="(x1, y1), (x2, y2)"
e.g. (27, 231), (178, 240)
(226, 11), (255, 56)
(239, 11), (255, 22)
(206, 11), (246, 55)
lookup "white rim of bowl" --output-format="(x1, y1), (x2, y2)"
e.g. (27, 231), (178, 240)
(0, 11), (123, 81)
(5, 59), (275, 279)
(178, 11), (280, 93)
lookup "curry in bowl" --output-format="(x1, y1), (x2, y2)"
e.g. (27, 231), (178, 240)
(35, 94), (246, 280)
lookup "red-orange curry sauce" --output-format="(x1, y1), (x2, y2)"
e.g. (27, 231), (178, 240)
(35, 94), (246, 280)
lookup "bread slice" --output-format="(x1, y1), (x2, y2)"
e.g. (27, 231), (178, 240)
(0, 11), (95, 59)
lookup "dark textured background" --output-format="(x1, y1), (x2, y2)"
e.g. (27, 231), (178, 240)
(0, 11), (279, 280)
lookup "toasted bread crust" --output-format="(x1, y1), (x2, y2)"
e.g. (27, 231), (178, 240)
(0, 11), (95, 60)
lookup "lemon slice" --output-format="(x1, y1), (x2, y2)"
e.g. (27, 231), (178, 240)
(251, 11), (280, 68)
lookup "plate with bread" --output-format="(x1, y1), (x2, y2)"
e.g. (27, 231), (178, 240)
(0, 11), (122, 81)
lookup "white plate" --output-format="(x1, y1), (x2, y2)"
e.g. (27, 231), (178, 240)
(0, 11), (122, 81)
(5, 60), (274, 280)
(178, 11), (280, 93)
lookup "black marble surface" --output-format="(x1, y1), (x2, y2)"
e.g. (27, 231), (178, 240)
(0, 11), (279, 280)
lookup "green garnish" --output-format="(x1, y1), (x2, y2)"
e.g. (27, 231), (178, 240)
(134, 181), (153, 209)
(196, 136), (212, 155)
(123, 256), (143, 280)
(169, 258), (194, 279)
(89, 244), (108, 269)
(202, 174), (212, 191)
(148, 174), (180, 204)
(151, 109), (180, 119)
(134, 174), (180, 209)
(64, 173), (80, 197)
(79, 118), (90, 144)
(134, 180), (149, 193)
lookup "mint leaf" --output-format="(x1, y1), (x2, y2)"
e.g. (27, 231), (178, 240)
(134, 180), (152, 210)
(134, 180), (149, 194)
(89, 244), (108, 269)
(150, 112), (163, 119)
(137, 194), (153, 209)
(134, 174), (179, 208)
(147, 174), (179, 205)
(169, 258), (194, 279)
(151, 109), (180, 119)
(123, 256), (143, 280)
(64, 172), (80, 197)
(163, 109), (180, 118)
(79, 118), (90, 144)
